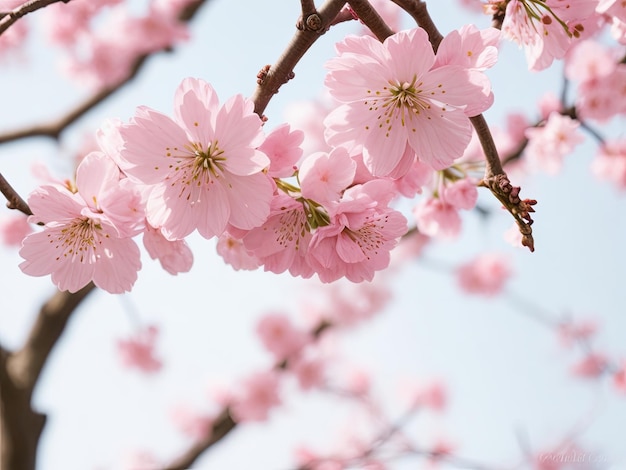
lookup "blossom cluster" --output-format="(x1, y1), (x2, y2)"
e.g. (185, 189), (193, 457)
(17, 24), (501, 293)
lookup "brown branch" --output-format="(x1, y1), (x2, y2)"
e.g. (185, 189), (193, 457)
(251, 0), (350, 118)
(0, 172), (32, 215)
(0, 0), (211, 145)
(0, 0), (71, 36)
(392, 0), (536, 251)
(390, 0), (443, 50)
(1, 282), (96, 470)
(347, 0), (395, 41)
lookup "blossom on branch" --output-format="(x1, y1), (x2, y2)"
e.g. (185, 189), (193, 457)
(118, 77), (273, 240)
(324, 27), (495, 177)
(19, 152), (144, 294)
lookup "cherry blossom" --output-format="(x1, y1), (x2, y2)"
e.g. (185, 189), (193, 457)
(299, 147), (357, 208)
(456, 252), (512, 296)
(524, 112), (584, 174)
(591, 139), (626, 190)
(116, 325), (163, 374)
(216, 231), (261, 271)
(413, 197), (462, 239)
(306, 180), (408, 283)
(289, 355), (326, 391)
(230, 370), (282, 422)
(242, 194), (314, 278)
(169, 404), (214, 441)
(260, 123), (304, 178)
(571, 353), (609, 379)
(19, 153), (144, 294)
(324, 27), (493, 176)
(142, 223), (193, 275)
(501, 0), (595, 71)
(442, 178), (479, 210)
(256, 313), (310, 360)
(0, 214), (32, 247)
(118, 77), (273, 240)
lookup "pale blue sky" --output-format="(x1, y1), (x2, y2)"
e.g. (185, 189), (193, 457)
(0, 1), (625, 469)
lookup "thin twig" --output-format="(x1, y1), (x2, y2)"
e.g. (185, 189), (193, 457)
(0, 0), (210, 145)
(392, 0), (536, 252)
(347, 0), (395, 41)
(251, 0), (350, 117)
(0, 0), (71, 36)
(0, 172), (32, 215)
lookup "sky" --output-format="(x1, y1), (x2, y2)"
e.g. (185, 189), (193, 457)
(1, 1), (625, 469)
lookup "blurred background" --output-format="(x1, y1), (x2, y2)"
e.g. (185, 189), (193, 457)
(0, 1), (625, 468)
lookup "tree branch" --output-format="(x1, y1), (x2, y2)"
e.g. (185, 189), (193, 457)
(347, 0), (395, 41)
(1, 282), (96, 470)
(0, 172), (32, 215)
(0, 0), (211, 145)
(251, 0), (351, 118)
(392, 0), (536, 251)
(0, 0), (71, 36)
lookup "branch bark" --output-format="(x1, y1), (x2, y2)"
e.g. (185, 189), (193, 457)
(393, 0), (536, 251)
(0, 172), (32, 215)
(347, 0), (395, 41)
(251, 0), (350, 117)
(0, 0), (210, 145)
(0, 0), (71, 36)
(0, 283), (96, 470)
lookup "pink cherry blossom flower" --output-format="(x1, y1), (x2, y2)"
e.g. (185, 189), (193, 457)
(597, 0), (626, 23)
(524, 112), (584, 174)
(116, 325), (163, 374)
(324, 27), (493, 176)
(169, 404), (213, 441)
(306, 180), (408, 283)
(299, 147), (356, 207)
(502, 0), (595, 71)
(19, 153), (143, 294)
(420, 22), (499, 77)
(442, 178), (478, 210)
(118, 77), (273, 240)
(391, 159), (433, 198)
(0, 214), (32, 247)
(591, 139), (626, 190)
(575, 64), (626, 121)
(289, 355), (326, 391)
(0, 16), (28, 59)
(565, 39), (616, 84)
(456, 252), (512, 296)
(256, 313), (310, 360)
(434, 24), (500, 113)
(242, 194), (314, 278)
(413, 197), (461, 239)
(143, 223), (193, 275)
(571, 353), (609, 378)
(230, 370), (282, 422)
(259, 123), (304, 178)
(216, 231), (261, 271)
